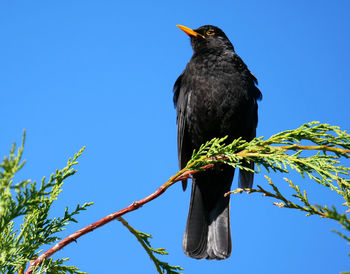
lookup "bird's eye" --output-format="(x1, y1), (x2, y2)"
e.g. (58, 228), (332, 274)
(206, 29), (215, 36)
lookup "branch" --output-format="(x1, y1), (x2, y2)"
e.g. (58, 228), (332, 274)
(25, 121), (350, 273)
(118, 217), (183, 274)
(280, 144), (350, 155)
(24, 158), (213, 273)
(226, 175), (350, 230)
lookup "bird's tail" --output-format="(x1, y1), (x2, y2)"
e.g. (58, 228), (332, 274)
(183, 169), (233, 260)
(206, 194), (231, 260)
(182, 181), (209, 259)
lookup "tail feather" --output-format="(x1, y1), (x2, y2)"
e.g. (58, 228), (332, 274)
(183, 167), (234, 260)
(207, 201), (231, 259)
(183, 182), (208, 258)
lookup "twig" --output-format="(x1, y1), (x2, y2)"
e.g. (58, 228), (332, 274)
(24, 157), (213, 273)
(280, 144), (350, 155)
(117, 217), (163, 274)
(225, 176), (330, 219)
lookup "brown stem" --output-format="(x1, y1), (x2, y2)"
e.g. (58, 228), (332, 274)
(24, 160), (214, 273)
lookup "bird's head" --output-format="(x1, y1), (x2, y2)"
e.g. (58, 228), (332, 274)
(176, 25), (234, 54)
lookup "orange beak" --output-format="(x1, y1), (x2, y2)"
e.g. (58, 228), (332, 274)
(176, 25), (205, 38)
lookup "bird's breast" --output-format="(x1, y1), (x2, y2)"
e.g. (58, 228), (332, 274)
(183, 56), (255, 143)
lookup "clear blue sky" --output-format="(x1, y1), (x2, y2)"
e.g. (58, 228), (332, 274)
(1, 1), (349, 273)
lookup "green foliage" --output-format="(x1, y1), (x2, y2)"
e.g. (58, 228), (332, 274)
(232, 175), (350, 247)
(118, 217), (183, 274)
(0, 132), (92, 273)
(1, 121), (349, 273)
(188, 122), (350, 181)
(183, 122), (350, 250)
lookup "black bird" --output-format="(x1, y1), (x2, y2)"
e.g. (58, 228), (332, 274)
(173, 25), (262, 260)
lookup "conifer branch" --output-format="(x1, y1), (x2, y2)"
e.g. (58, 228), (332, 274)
(1, 133), (91, 274)
(24, 159), (212, 273)
(25, 122), (350, 273)
(19, 121), (350, 273)
(226, 174), (350, 241)
(118, 217), (183, 274)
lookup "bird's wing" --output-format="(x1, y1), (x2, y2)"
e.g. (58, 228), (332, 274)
(230, 54), (262, 188)
(238, 126), (256, 189)
(173, 72), (192, 190)
(173, 71), (183, 107)
(233, 54), (262, 101)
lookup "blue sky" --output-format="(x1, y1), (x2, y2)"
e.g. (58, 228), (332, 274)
(1, 1), (349, 273)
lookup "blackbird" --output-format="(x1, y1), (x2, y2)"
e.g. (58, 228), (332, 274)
(173, 25), (262, 260)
